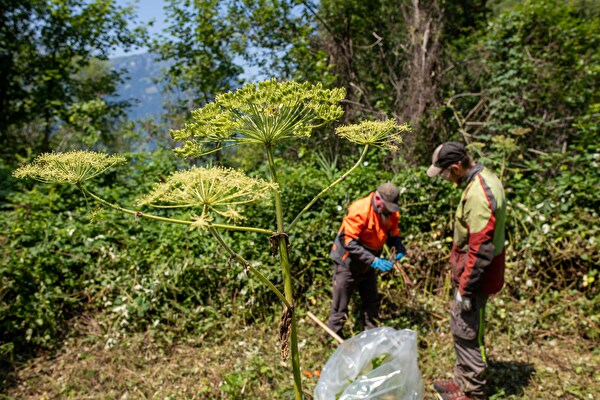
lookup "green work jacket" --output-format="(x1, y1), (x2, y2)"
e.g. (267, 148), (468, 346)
(451, 164), (506, 297)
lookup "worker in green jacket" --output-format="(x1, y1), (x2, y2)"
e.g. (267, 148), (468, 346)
(427, 142), (507, 400)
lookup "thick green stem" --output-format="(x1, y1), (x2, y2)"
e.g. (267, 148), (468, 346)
(80, 187), (275, 235)
(265, 146), (303, 400)
(207, 226), (289, 307)
(288, 144), (370, 232)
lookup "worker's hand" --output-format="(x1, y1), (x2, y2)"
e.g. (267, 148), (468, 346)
(371, 257), (393, 272)
(455, 291), (472, 312)
(395, 243), (407, 257)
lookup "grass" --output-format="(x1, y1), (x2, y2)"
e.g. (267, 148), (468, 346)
(2, 277), (598, 400)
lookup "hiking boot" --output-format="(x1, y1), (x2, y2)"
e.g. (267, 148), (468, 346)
(434, 379), (461, 393)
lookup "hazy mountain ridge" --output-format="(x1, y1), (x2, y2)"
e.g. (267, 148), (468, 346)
(110, 53), (168, 120)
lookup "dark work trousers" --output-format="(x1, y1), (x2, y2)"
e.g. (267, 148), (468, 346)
(327, 261), (379, 338)
(450, 290), (489, 399)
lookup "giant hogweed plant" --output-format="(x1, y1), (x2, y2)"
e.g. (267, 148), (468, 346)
(14, 79), (409, 399)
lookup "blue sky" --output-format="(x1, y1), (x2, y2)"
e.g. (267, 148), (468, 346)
(112, 0), (168, 57)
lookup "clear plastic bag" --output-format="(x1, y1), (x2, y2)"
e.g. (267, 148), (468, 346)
(314, 327), (424, 400)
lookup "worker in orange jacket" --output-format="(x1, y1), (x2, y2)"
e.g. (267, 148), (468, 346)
(327, 182), (406, 338)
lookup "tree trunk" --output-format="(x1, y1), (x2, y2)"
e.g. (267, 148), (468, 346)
(396, 0), (443, 162)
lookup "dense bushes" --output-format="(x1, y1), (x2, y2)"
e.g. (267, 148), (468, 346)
(1, 142), (598, 357)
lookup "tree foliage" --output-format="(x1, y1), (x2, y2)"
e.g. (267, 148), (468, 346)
(152, 0), (244, 111)
(151, 0), (324, 117)
(431, 0), (600, 157)
(0, 0), (147, 163)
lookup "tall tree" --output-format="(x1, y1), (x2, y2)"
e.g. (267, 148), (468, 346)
(152, 0), (243, 113)
(152, 0), (319, 111)
(0, 0), (146, 163)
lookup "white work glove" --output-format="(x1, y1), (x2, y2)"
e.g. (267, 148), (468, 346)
(455, 291), (472, 312)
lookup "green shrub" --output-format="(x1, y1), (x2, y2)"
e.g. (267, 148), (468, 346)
(2, 142), (598, 358)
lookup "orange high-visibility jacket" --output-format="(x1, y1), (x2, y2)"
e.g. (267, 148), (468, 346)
(451, 164), (506, 296)
(330, 192), (403, 268)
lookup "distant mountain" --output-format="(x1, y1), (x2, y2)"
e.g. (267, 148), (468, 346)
(110, 53), (169, 121)
(109, 53), (258, 121)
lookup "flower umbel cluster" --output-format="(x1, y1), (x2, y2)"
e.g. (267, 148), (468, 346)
(335, 119), (410, 151)
(171, 79), (346, 158)
(137, 166), (277, 227)
(13, 151), (126, 184)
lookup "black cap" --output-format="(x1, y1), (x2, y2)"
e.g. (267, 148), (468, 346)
(427, 142), (468, 177)
(376, 182), (400, 212)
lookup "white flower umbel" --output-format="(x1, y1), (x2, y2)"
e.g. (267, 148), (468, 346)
(13, 151), (126, 184)
(171, 79), (346, 158)
(137, 166), (277, 225)
(335, 119), (409, 150)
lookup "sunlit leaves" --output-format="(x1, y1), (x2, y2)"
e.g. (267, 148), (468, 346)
(482, 0), (600, 143)
(154, 0), (243, 107)
(1, 0), (145, 161)
(335, 119), (410, 150)
(137, 166), (277, 224)
(491, 135), (518, 153)
(171, 79), (345, 158)
(13, 151), (126, 184)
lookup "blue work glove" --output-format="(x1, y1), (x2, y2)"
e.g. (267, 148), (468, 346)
(371, 257), (393, 272)
(395, 252), (405, 260)
(455, 291), (472, 312)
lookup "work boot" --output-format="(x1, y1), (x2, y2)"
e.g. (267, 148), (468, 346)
(434, 379), (461, 393)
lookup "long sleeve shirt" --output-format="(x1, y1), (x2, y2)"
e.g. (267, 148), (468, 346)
(451, 164), (507, 296)
(330, 192), (404, 268)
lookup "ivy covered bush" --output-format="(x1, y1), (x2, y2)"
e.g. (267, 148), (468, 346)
(3, 139), (597, 356)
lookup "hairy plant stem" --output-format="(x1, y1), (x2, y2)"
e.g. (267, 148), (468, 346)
(288, 144), (370, 232)
(79, 186), (275, 235)
(266, 146), (303, 400)
(206, 226), (289, 307)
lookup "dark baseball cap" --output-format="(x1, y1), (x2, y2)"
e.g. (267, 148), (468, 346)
(426, 142), (468, 177)
(376, 182), (400, 212)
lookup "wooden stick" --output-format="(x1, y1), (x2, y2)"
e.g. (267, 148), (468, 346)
(394, 261), (415, 286)
(390, 247), (414, 286)
(307, 311), (345, 344)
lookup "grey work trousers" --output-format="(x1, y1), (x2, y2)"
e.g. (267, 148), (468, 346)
(450, 290), (489, 399)
(327, 261), (379, 338)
